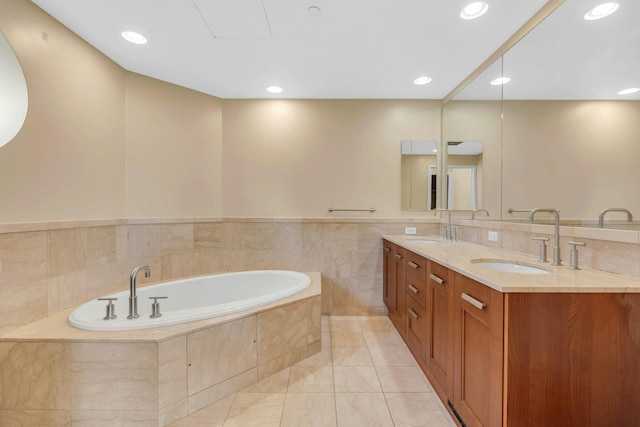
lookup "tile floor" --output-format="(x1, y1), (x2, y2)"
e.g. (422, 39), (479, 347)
(169, 316), (456, 427)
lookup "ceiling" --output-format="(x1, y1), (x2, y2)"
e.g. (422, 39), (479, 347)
(455, 0), (640, 100)
(30, 0), (549, 99)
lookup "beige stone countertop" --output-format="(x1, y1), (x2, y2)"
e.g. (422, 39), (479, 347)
(0, 272), (321, 342)
(383, 235), (640, 293)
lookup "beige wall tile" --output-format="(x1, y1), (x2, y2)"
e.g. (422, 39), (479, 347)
(0, 231), (48, 286)
(187, 316), (257, 395)
(48, 228), (87, 277)
(242, 367), (290, 393)
(257, 346), (308, 381)
(0, 410), (70, 426)
(69, 342), (157, 411)
(170, 393), (234, 427)
(0, 280), (48, 334)
(193, 249), (224, 275)
(158, 399), (188, 427)
(194, 223), (224, 249)
(161, 252), (194, 280)
(47, 271), (88, 314)
(188, 369), (256, 414)
(307, 341), (321, 357)
(0, 342), (70, 410)
(158, 336), (187, 408)
(86, 226), (117, 267)
(70, 410), (158, 426)
(257, 300), (308, 363)
(307, 296), (322, 344)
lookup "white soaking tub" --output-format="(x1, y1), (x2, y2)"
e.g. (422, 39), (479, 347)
(68, 270), (311, 331)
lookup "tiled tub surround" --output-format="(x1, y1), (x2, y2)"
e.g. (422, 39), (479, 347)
(0, 217), (441, 334)
(0, 272), (321, 426)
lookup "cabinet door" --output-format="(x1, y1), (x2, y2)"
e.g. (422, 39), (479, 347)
(405, 295), (427, 359)
(391, 247), (406, 333)
(453, 273), (503, 427)
(382, 240), (395, 311)
(426, 260), (455, 401)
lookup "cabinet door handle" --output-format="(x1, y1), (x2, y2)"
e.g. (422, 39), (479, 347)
(408, 308), (420, 320)
(461, 293), (487, 310)
(395, 253), (403, 259)
(384, 246), (391, 253)
(408, 284), (419, 294)
(429, 273), (445, 285)
(408, 261), (419, 269)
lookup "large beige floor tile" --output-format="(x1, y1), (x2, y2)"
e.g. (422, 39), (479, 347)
(329, 317), (362, 332)
(223, 392), (285, 427)
(295, 347), (332, 367)
(331, 347), (373, 367)
(376, 367), (431, 393)
(333, 367), (382, 393)
(241, 368), (290, 393)
(335, 393), (393, 427)
(288, 366), (334, 392)
(368, 346), (416, 367)
(357, 316), (395, 332)
(363, 331), (403, 347)
(281, 393), (337, 427)
(330, 331), (366, 347)
(385, 393), (456, 427)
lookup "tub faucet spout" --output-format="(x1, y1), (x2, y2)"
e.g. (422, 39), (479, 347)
(529, 208), (561, 266)
(128, 265), (150, 319)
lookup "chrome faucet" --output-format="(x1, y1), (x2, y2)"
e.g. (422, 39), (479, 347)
(598, 208), (633, 228)
(472, 209), (489, 219)
(433, 208), (453, 240)
(128, 265), (150, 319)
(529, 208), (561, 266)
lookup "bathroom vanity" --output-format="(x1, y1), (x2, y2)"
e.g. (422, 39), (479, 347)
(383, 236), (640, 427)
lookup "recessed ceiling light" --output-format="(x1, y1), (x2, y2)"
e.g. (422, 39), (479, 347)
(490, 77), (511, 86)
(414, 76), (432, 85)
(267, 86), (283, 94)
(618, 87), (640, 95)
(460, 2), (489, 20)
(584, 3), (619, 20)
(307, 6), (321, 16)
(121, 31), (147, 45)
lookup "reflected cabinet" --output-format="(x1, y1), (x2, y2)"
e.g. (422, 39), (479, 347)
(382, 239), (640, 427)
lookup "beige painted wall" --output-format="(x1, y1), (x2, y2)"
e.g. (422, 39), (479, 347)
(221, 99), (441, 217)
(502, 100), (640, 220)
(125, 74), (222, 218)
(0, 0), (222, 222)
(443, 101), (502, 218)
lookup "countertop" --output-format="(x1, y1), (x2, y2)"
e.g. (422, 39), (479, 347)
(383, 235), (640, 293)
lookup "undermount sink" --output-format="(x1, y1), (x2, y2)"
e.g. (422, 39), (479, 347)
(471, 259), (551, 275)
(406, 237), (439, 243)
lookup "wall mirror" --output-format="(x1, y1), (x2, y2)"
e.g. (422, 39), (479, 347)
(0, 31), (28, 148)
(441, 58), (503, 219)
(501, 0), (640, 228)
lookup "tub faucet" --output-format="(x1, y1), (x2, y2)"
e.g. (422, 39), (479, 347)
(529, 208), (561, 266)
(128, 265), (151, 319)
(598, 208), (633, 228)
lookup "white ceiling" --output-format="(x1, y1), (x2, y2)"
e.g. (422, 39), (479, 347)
(456, 0), (640, 100)
(30, 0), (548, 99)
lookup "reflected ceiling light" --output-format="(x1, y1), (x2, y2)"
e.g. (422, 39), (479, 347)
(584, 3), (619, 20)
(460, 2), (489, 20)
(432, 149), (438, 153)
(267, 86), (283, 93)
(618, 87), (640, 95)
(414, 76), (432, 85)
(490, 77), (511, 85)
(121, 31), (147, 44)
(307, 6), (321, 16)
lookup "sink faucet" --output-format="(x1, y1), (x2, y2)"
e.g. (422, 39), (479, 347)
(128, 265), (150, 319)
(472, 209), (489, 219)
(529, 208), (561, 266)
(433, 208), (453, 240)
(598, 208), (633, 228)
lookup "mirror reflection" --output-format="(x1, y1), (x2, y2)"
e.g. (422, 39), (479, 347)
(501, 0), (640, 228)
(0, 31), (28, 148)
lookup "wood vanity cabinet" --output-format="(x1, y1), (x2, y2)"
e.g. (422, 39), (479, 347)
(382, 241), (395, 311)
(383, 240), (406, 334)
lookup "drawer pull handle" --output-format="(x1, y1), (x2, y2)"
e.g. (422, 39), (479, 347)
(408, 308), (420, 320)
(408, 261), (420, 269)
(461, 293), (487, 310)
(395, 253), (403, 260)
(429, 273), (445, 285)
(408, 284), (419, 294)
(384, 246), (391, 253)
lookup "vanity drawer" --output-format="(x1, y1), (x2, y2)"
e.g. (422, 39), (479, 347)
(405, 295), (426, 359)
(405, 251), (427, 281)
(427, 261), (450, 288)
(406, 271), (426, 309)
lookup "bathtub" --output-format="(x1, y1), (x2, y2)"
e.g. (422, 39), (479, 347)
(69, 270), (311, 331)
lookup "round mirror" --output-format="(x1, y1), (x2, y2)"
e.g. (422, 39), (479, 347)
(0, 32), (28, 148)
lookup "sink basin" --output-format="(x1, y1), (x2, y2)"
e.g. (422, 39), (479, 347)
(471, 259), (550, 275)
(406, 237), (439, 243)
